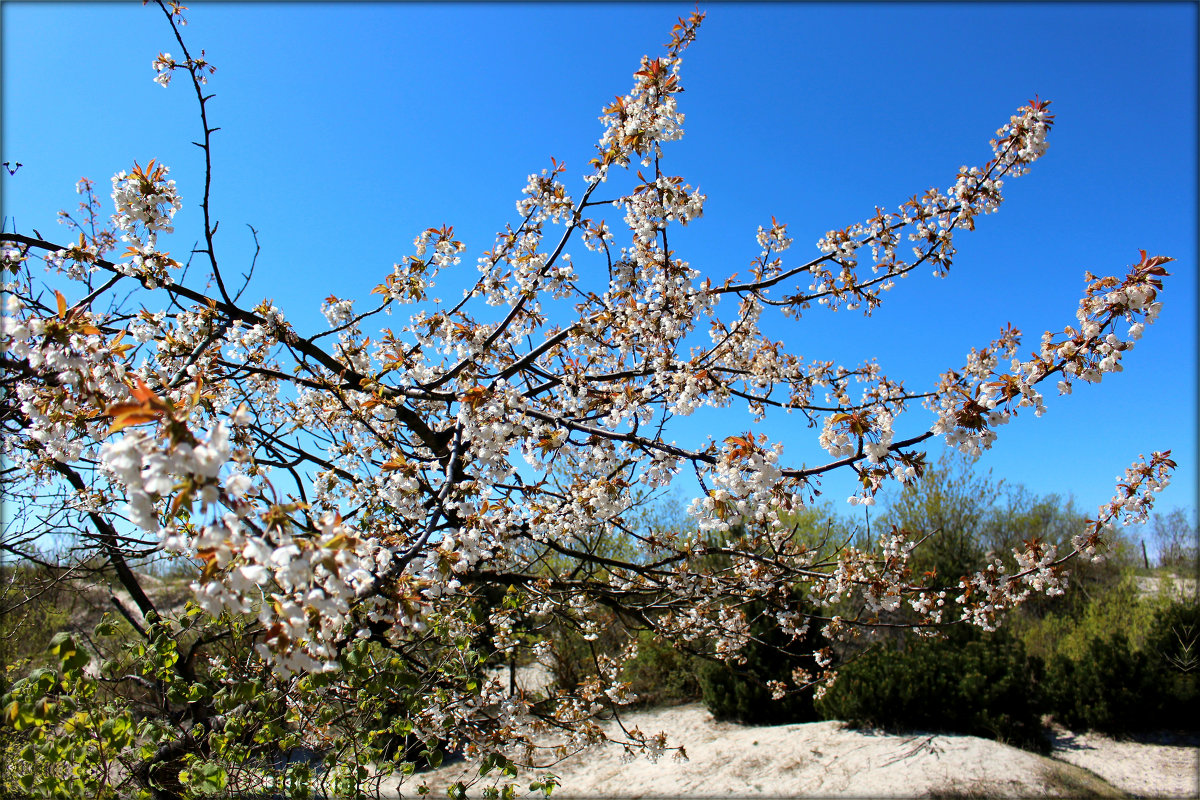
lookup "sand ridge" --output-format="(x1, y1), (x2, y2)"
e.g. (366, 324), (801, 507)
(402, 703), (1196, 799)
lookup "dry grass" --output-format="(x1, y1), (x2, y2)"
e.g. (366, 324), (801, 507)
(925, 763), (1130, 799)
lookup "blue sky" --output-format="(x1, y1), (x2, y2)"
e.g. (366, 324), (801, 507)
(3, 3), (1196, 537)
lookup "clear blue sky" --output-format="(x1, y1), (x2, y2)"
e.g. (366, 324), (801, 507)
(3, 3), (1196, 533)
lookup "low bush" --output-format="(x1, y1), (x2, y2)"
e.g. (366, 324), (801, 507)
(1015, 574), (1171, 664)
(1042, 632), (1158, 733)
(1043, 599), (1198, 733)
(1144, 600), (1199, 729)
(814, 629), (1048, 752)
(698, 602), (824, 725)
(620, 631), (704, 708)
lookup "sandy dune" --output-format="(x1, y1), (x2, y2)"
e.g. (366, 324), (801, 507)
(403, 704), (1197, 799)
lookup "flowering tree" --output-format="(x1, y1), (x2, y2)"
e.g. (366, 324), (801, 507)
(0, 2), (1177, 796)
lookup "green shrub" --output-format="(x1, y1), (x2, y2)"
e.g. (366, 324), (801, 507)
(815, 629), (1048, 752)
(1016, 573), (1171, 664)
(1145, 600), (1199, 729)
(698, 602), (824, 725)
(1044, 600), (1198, 733)
(0, 564), (78, 673)
(620, 631), (704, 708)
(1042, 631), (1159, 733)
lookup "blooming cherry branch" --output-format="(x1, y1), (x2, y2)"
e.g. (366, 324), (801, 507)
(0, 1), (1176, 785)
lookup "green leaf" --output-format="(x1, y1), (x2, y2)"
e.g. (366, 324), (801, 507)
(530, 775), (559, 797)
(167, 683), (188, 705)
(343, 647), (363, 670)
(193, 762), (228, 793)
(48, 632), (89, 673)
(32, 697), (57, 721)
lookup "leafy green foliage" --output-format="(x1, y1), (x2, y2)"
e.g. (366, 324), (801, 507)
(0, 598), (496, 799)
(815, 629), (1049, 751)
(0, 563), (79, 674)
(1042, 599), (1198, 733)
(1041, 632), (1157, 734)
(1, 628), (152, 799)
(1015, 574), (1170, 663)
(698, 601), (824, 725)
(1144, 600), (1200, 729)
(885, 452), (1005, 584)
(619, 630), (704, 708)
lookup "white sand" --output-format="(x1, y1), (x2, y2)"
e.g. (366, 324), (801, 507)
(391, 704), (1196, 799)
(1047, 727), (1199, 799)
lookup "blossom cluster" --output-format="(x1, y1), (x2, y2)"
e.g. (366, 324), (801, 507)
(799, 99), (1055, 317)
(150, 48), (215, 88)
(108, 160), (183, 287)
(927, 251), (1172, 463)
